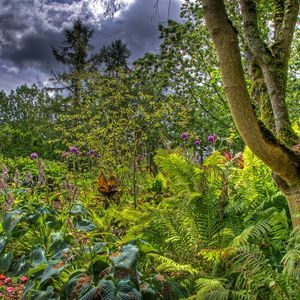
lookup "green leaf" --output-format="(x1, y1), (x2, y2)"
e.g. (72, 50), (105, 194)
(115, 279), (142, 300)
(28, 286), (56, 300)
(70, 204), (86, 215)
(0, 251), (13, 272)
(97, 280), (115, 300)
(111, 244), (139, 270)
(0, 237), (8, 254)
(11, 255), (28, 276)
(89, 256), (110, 275)
(49, 232), (70, 255)
(63, 272), (85, 298)
(27, 264), (47, 277)
(75, 219), (96, 232)
(40, 260), (66, 283)
(30, 247), (47, 267)
(3, 210), (23, 238)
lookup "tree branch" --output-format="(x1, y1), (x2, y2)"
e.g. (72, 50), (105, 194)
(239, 0), (272, 65)
(239, 0), (297, 140)
(274, 0), (299, 66)
(273, 0), (285, 42)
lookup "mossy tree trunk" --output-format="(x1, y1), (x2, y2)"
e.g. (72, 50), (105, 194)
(202, 0), (300, 227)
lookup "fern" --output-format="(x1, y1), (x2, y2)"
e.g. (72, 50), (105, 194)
(148, 253), (199, 276)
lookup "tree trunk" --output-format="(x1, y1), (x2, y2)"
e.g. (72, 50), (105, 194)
(285, 189), (300, 228)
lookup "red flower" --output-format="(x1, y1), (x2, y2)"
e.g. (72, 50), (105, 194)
(223, 151), (232, 161)
(20, 276), (28, 283)
(237, 154), (244, 169)
(0, 274), (5, 280)
(4, 277), (11, 284)
(6, 287), (14, 293)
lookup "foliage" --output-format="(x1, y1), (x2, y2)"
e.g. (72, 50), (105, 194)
(0, 2), (300, 299)
(0, 157), (187, 299)
(115, 148), (300, 298)
(0, 85), (57, 159)
(51, 19), (101, 100)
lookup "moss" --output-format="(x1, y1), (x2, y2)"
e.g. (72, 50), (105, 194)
(258, 119), (300, 159)
(258, 119), (279, 144)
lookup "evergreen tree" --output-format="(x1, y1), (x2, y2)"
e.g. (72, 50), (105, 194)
(100, 39), (132, 77)
(52, 19), (101, 103)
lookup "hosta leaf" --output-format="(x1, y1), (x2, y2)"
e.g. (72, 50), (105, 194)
(75, 219), (96, 232)
(40, 260), (66, 283)
(64, 272), (85, 298)
(49, 232), (70, 255)
(93, 242), (105, 254)
(115, 279), (142, 300)
(111, 244), (139, 270)
(70, 204), (86, 215)
(0, 251), (13, 272)
(28, 285), (56, 300)
(30, 247), (47, 267)
(78, 287), (100, 300)
(140, 284), (156, 300)
(90, 256), (110, 275)
(97, 279), (115, 300)
(78, 284), (94, 299)
(3, 210), (23, 237)
(11, 255), (28, 276)
(0, 237), (8, 254)
(46, 217), (63, 230)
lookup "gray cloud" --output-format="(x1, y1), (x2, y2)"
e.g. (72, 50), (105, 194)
(0, 0), (183, 92)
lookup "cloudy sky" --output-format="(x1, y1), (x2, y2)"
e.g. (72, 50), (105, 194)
(0, 0), (183, 92)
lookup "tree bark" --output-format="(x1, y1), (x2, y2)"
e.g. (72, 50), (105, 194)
(285, 189), (300, 228)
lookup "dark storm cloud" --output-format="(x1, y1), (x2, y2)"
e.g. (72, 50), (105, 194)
(1, 31), (64, 71)
(93, 0), (182, 60)
(0, 0), (183, 91)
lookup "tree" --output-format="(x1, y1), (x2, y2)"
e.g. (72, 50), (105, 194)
(0, 85), (57, 158)
(200, 0), (300, 227)
(100, 39), (132, 77)
(52, 19), (101, 103)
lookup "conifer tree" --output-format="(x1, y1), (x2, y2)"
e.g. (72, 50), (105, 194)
(100, 39), (132, 77)
(52, 19), (101, 104)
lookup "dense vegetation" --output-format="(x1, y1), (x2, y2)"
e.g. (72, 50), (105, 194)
(0, 0), (299, 299)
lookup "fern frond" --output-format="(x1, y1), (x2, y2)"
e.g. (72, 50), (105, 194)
(148, 253), (199, 276)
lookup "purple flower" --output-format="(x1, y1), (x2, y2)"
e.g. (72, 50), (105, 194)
(87, 149), (99, 159)
(181, 133), (188, 139)
(194, 140), (201, 146)
(69, 146), (78, 153)
(30, 152), (38, 159)
(86, 149), (95, 156)
(62, 151), (70, 158)
(69, 146), (80, 155)
(208, 135), (217, 143)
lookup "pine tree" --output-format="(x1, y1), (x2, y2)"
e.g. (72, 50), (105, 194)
(52, 19), (101, 105)
(100, 39), (132, 77)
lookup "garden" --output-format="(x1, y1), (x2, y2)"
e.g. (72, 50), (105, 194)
(0, 0), (300, 299)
